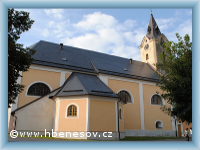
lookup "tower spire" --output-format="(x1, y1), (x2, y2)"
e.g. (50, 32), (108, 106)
(146, 12), (161, 39)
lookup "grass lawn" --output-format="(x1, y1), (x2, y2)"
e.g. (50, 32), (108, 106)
(121, 136), (186, 141)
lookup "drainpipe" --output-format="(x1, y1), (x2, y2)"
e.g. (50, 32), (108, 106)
(14, 116), (17, 130)
(10, 112), (15, 131)
(117, 99), (121, 140)
(175, 117), (177, 137)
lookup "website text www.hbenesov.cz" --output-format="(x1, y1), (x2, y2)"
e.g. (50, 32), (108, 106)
(10, 129), (113, 138)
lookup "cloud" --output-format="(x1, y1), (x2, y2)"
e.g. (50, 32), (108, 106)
(73, 12), (118, 31)
(164, 19), (192, 42)
(44, 9), (64, 20)
(177, 19), (192, 36)
(64, 12), (141, 60)
(63, 12), (144, 60)
(49, 21), (54, 27)
(42, 29), (49, 37)
(16, 9), (192, 62)
(186, 10), (192, 16)
(156, 18), (176, 31)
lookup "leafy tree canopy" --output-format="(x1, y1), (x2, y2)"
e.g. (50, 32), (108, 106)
(156, 33), (192, 124)
(8, 9), (35, 107)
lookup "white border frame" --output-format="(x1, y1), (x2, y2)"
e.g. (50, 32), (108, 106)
(117, 89), (134, 104)
(150, 93), (165, 106)
(26, 81), (53, 97)
(65, 103), (79, 118)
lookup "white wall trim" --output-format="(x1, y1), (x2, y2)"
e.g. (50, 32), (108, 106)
(172, 117), (176, 131)
(26, 81), (53, 97)
(60, 71), (66, 86)
(57, 96), (88, 101)
(52, 100), (56, 131)
(150, 93), (165, 106)
(57, 95), (118, 102)
(11, 71), (22, 111)
(123, 105), (124, 130)
(30, 64), (71, 74)
(139, 83), (145, 130)
(115, 101), (118, 132)
(98, 74), (108, 85)
(117, 89), (134, 104)
(55, 100), (60, 132)
(86, 98), (90, 131)
(65, 103), (79, 118)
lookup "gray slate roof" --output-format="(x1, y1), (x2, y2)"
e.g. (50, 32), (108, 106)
(55, 72), (118, 98)
(31, 40), (160, 82)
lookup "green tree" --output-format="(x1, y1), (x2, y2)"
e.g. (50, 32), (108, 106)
(156, 33), (192, 124)
(8, 9), (35, 107)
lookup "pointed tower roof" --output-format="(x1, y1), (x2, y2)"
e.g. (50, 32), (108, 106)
(146, 11), (161, 39)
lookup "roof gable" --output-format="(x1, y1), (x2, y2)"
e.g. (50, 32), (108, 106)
(56, 72), (118, 98)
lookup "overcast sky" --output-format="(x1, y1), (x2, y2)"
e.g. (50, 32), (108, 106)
(16, 9), (192, 61)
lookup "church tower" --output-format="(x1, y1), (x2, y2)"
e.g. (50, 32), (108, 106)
(139, 11), (168, 72)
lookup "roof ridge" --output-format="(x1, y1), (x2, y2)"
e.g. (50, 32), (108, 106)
(54, 72), (75, 97)
(12, 87), (61, 113)
(31, 40), (143, 63)
(71, 74), (88, 93)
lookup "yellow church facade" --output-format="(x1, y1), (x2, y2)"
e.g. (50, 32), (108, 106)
(9, 13), (186, 140)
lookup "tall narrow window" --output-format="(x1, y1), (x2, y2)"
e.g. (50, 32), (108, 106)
(146, 54), (149, 60)
(27, 83), (50, 96)
(67, 105), (77, 117)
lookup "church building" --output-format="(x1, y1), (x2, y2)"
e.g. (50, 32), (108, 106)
(9, 12), (188, 140)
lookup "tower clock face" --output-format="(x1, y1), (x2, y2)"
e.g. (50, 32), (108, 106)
(144, 44), (149, 50)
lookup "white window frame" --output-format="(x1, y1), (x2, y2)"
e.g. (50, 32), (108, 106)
(150, 93), (165, 106)
(155, 120), (163, 129)
(65, 103), (79, 118)
(26, 81), (52, 97)
(117, 89), (134, 104)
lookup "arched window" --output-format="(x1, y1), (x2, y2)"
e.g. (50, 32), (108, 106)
(67, 105), (77, 117)
(155, 120), (163, 129)
(27, 82), (50, 96)
(119, 108), (122, 120)
(151, 94), (163, 105)
(118, 90), (132, 103)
